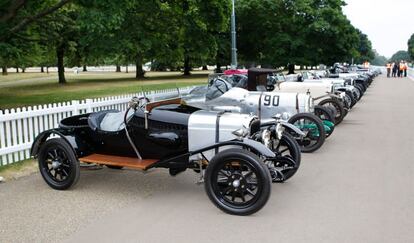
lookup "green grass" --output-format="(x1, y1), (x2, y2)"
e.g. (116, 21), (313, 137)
(0, 159), (37, 180)
(0, 71), (208, 109)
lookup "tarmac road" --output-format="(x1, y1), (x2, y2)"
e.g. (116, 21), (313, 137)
(1, 75), (414, 243)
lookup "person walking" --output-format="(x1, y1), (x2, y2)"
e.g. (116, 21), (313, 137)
(386, 62), (392, 77)
(392, 62), (398, 77)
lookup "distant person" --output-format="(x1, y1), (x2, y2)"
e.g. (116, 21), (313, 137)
(403, 61), (408, 77)
(399, 61), (405, 78)
(392, 62), (398, 77)
(386, 62), (391, 77)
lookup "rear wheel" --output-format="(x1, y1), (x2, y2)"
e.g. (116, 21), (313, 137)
(204, 149), (271, 216)
(38, 138), (80, 190)
(318, 98), (346, 125)
(288, 113), (326, 153)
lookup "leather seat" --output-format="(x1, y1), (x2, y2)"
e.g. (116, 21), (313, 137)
(88, 110), (134, 132)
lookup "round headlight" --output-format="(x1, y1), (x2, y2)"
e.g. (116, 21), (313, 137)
(281, 112), (290, 121)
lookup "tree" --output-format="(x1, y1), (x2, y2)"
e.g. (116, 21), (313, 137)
(354, 29), (374, 64)
(408, 33), (414, 61)
(389, 50), (411, 63)
(0, 0), (71, 41)
(371, 50), (388, 66)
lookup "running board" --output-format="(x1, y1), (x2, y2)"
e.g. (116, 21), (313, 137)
(79, 154), (158, 170)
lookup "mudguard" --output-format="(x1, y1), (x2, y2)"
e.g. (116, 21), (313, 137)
(30, 129), (91, 158)
(241, 138), (276, 158)
(278, 121), (305, 137)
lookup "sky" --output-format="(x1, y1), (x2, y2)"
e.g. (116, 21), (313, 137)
(343, 0), (414, 58)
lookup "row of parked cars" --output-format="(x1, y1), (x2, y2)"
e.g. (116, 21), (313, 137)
(30, 65), (380, 216)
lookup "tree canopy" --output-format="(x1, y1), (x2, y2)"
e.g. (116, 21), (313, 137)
(408, 33), (414, 61)
(1, 0), (376, 80)
(389, 50), (411, 63)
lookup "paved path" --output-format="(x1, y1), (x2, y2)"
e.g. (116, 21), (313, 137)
(1, 75), (414, 243)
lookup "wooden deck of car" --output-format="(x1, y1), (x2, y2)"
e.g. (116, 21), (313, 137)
(79, 154), (158, 170)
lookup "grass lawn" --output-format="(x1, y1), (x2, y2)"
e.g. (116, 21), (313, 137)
(0, 159), (37, 181)
(0, 71), (208, 109)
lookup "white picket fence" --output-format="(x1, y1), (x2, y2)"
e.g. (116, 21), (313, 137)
(0, 86), (195, 167)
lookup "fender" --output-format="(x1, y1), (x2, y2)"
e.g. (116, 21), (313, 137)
(30, 129), (90, 158)
(280, 121), (306, 137)
(190, 139), (275, 158)
(150, 138), (276, 170)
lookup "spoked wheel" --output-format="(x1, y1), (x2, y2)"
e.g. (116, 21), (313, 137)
(38, 138), (80, 190)
(318, 98), (346, 125)
(268, 133), (301, 182)
(314, 106), (335, 138)
(205, 149), (271, 216)
(343, 93), (353, 109)
(288, 113), (326, 153)
(352, 88), (361, 102)
(345, 91), (356, 108)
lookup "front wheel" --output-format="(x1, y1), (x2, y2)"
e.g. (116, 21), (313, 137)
(268, 133), (301, 182)
(288, 113), (326, 153)
(318, 98), (346, 125)
(314, 106), (335, 138)
(204, 149), (271, 216)
(38, 138), (80, 190)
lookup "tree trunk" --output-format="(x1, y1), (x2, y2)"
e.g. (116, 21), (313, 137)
(125, 65), (128, 73)
(40, 66), (44, 73)
(46, 66), (49, 74)
(135, 56), (145, 79)
(116, 65), (121, 72)
(15, 67), (19, 73)
(57, 45), (66, 84)
(183, 55), (191, 76)
(22, 68), (25, 73)
(2, 66), (7, 75)
(215, 62), (222, 73)
(83, 65), (87, 72)
(287, 64), (295, 75)
(202, 65), (208, 71)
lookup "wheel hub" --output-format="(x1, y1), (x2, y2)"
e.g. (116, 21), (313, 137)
(232, 180), (240, 188)
(52, 160), (61, 169)
(228, 174), (246, 191)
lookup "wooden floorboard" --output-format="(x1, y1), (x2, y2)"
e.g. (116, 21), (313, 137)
(79, 154), (158, 170)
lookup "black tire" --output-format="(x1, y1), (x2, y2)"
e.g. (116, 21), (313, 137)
(38, 138), (80, 190)
(204, 148), (271, 216)
(106, 165), (124, 170)
(318, 98), (346, 125)
(345, 91), (356, 108)
(313, 106), (335, 138)
(314, 105), (335, 123)
(355, 84), (365, 97)
(268, 133), (301, 182)
(352, 88), (361, 101)
(288, 113), (326, 153)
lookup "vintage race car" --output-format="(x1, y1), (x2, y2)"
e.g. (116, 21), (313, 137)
(287, 71), (363, 109)
(185, 69), (333, 153)
(31, 97), (300, 216)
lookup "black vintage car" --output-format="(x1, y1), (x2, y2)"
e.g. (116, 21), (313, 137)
(31, 97), (295, 216)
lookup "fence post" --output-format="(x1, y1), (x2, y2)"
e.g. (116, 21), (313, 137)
(72, 100), (80, 115)
(85, 99), (93, 113)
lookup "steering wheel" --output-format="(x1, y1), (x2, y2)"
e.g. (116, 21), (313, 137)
(129, 96), (150, 112)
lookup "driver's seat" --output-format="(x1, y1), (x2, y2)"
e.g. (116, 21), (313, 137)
(88, 110), (134, 132)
